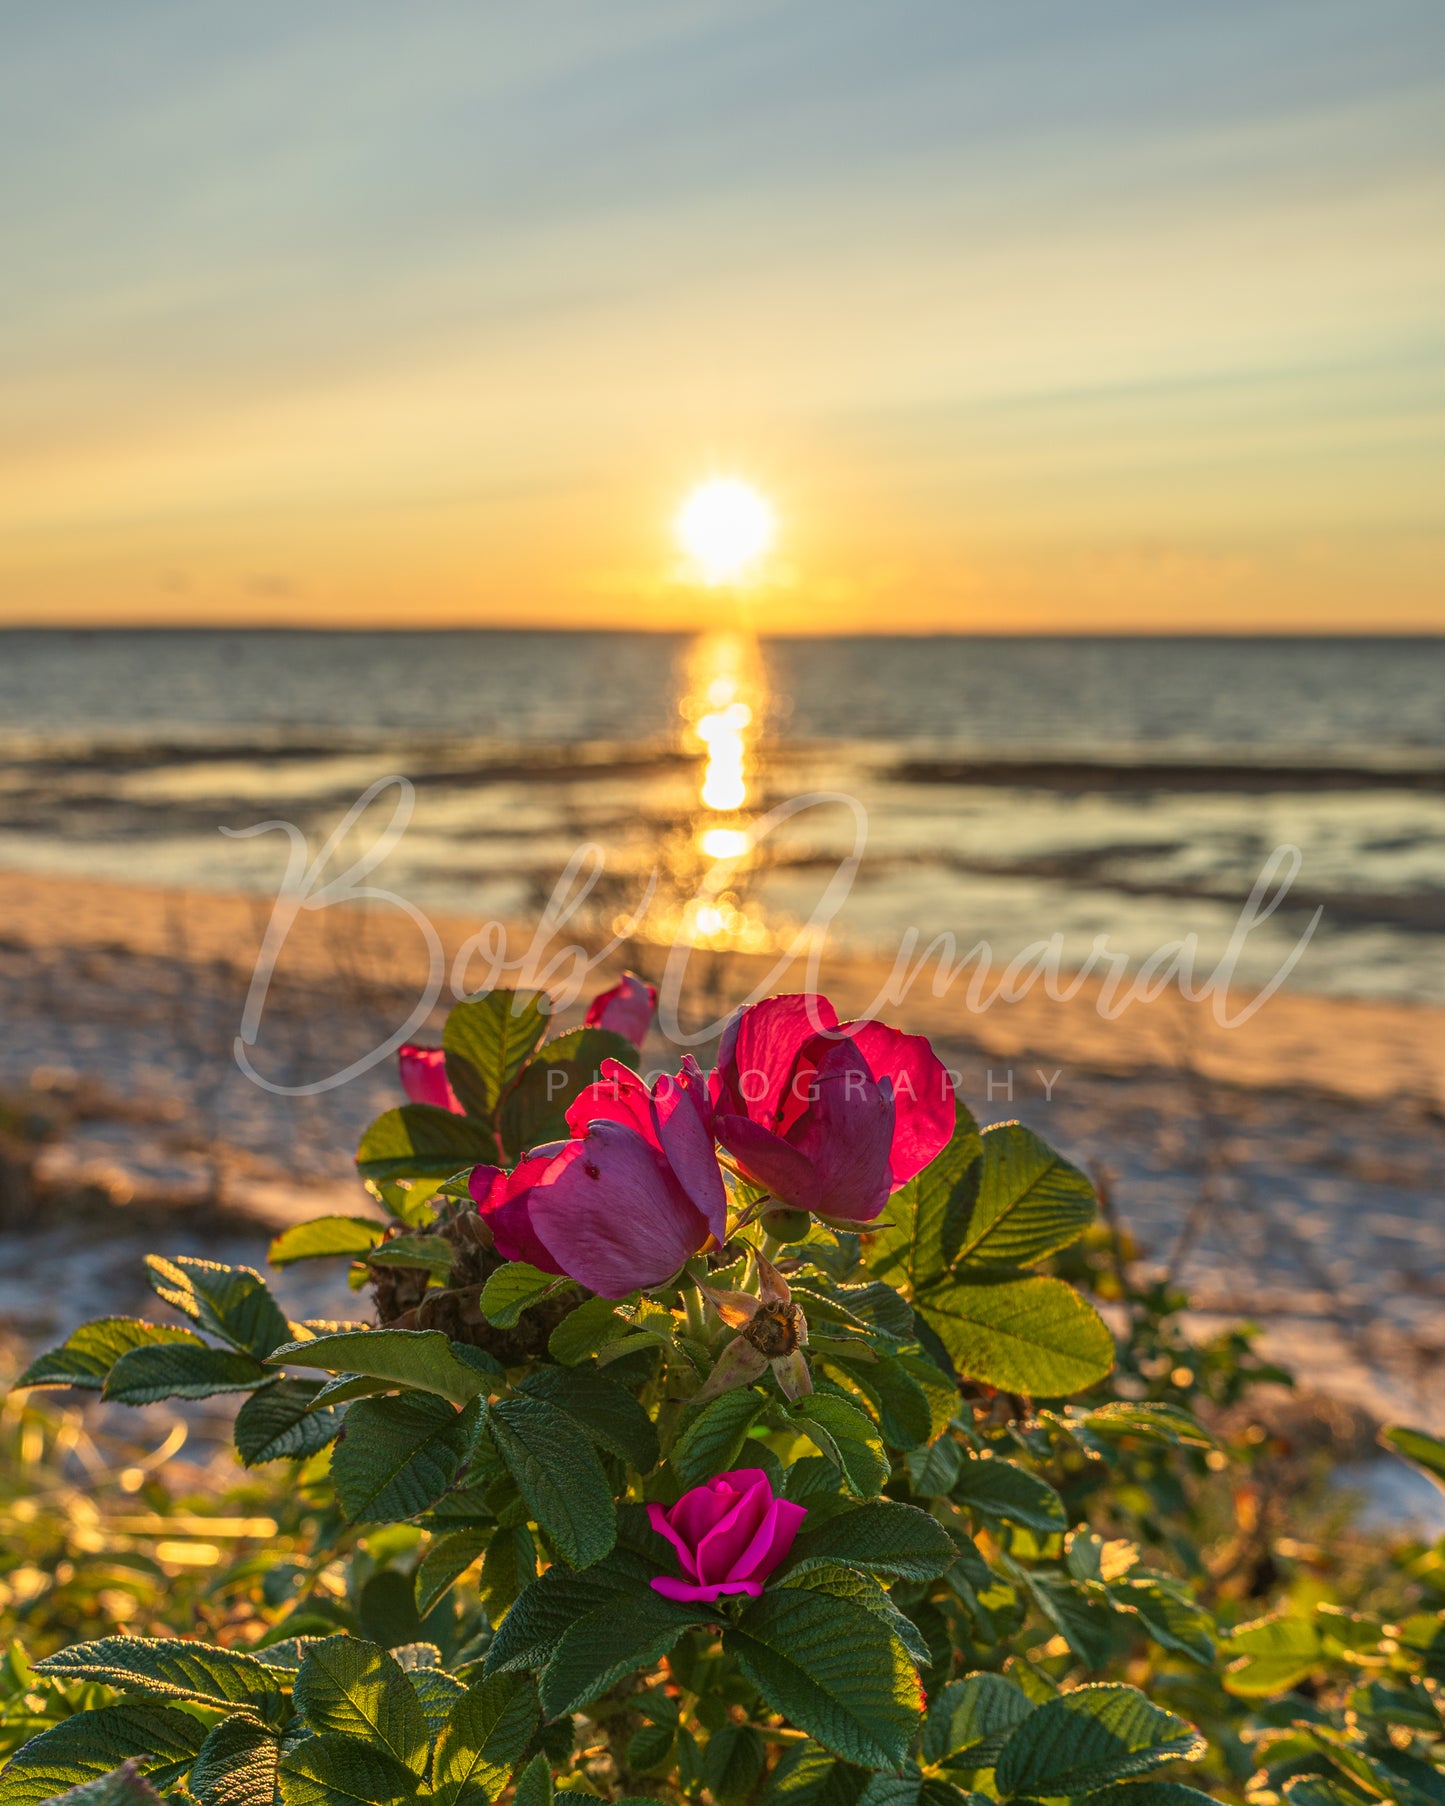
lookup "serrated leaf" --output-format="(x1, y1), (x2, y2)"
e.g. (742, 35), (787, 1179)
(916, 1274), (1114, 1396)
(704, 1724), (766, 1802)
(479, 1525), (537, 1625)
(783, 1562), (931, 1667)
(510, 1753), (553, 1806)
(828, 1352), (933, 1451)
(276, 1733), (422, 1805)
(628, 1720), (677, 1774)
(487, 1394), (616, 1567)
(431, 1673), (540, 1806)
(539, 1592), (704, 1717)
(417, 1529), (492, 1616)
(547, 1294), (628, 1364)
(1111, 1577), (1214, 1665)
(366, 1235), (456, 1277)
(102, 1339), (271, 1404)
(1082, 1788), (1220, 1806)
(34, 1637), (279, 1710)
(443, 990), (550, 1125)
(483, 1550), (656, 1676)
(479, 1263), (562, 1329)
(519, 1366), (658, 1473)
(267, 1328), (494, 1406)
(952, 1455), (1066, 1534)
(411, 1667), (466, 1740)
(234, 1379), (344, 1466)
(906, 1437), (962, 1496)
(0, 1705), (207, 1802)
(47, 1764), (165, 1806)
(357, 1104), (497, 1184)
(788, 1395), (890, 1498)
(1220, 1613), (1322, 1698)
(143, 1256), (293, 1358)
(499, 1025), (638, 1154)
(332, 1393), (481, 1523)
(293, 1635), (428, 1773)
(765, 1740), (871, 1806)
(1069, 1403), (1214, 1449)
(1019, 1569), (1120, 1670)
(922, 1672), (1032, 1766)
(728, 1585), (924, 1768)
(867, 1111), (984, 1295)
(269, 1217), (387, 1266)
(786, 1500), (956, 1582)
(955, 1124), (1095, 1268)
(15, 1318), (196, 1392)
(188, 1719), (280, 1806)
(673, 1386), (769, 1485)
(994, 1685), (1205, 1797)
(856, 1766), (980, 1806)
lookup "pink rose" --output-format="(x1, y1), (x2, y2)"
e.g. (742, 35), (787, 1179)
(398, 1044), (463, 1114)
(709, 993), (955, 1224)
(647, 1468), (807, 1603)
(472, 1057), (725, 1299)
(585, 972), (657, 1047)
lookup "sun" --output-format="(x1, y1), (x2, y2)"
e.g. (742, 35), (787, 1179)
(675, 477), (775, 585)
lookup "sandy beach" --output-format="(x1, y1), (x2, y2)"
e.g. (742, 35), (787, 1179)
(1, 868), (1440, 1432)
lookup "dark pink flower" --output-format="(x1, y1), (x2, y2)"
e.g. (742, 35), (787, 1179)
(398, 1044), (462, 1114)
(585, 971), (657, 1047)
(471, 1058), (725, 1298)
(709, 993), (954, 1224)
(647, 1468), (807, 1603)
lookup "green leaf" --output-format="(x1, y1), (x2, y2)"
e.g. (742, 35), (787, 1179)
(539, 1592), (704, 1717)
(786, 1500), (957, 1582)
(1220, 1613), (1322, 1698)
(993, 1685), (1205, 1797)
(417, 1529), (491, 1616)
(33, 1637), (279, 1710)
(443, 990), (551, 1124)
(547, 1294), (629, 1364)
(0, 1705), (206, 1802)
(867, 1110), (983, 1295)
(188, 1718), (281, 1806)
(673, 1387), (768, 1486)
(484, 1551), (656, 1676)
(1018, 1570), (1120, 1670)
(479, 1525), (538, 1625)
(955, 1124), (1095, 1268)
(1111, 1578), (1215, 1666)
(828, 1353), (933, 1451)
(951, 1455), (1066, 1534)
(783, 1562), (932, 1668)
(102, 1338), (271, 1404)
(499, 1025), (638, 1154)
(728, 1585), (924, 1768)
(15, 1318), (196, 1392)
(765, 1741), (871, 1806)
(916, 1275), (1114, 1396)
(510, 1753), (553, 1806)
(276, 1735), (422, 1805)
(332, 1393), (481, 1523)
(269, 1217), (387, 1266)
(357, 1104), (497, 1184)
(922, 1672), (1032, 1767)
(293, 1635), (429, 1773)
(47, 1764), (165, 1806)
(487, 1394), (617, 1568)
(519, 1366), (659, 1473)
(628, 1721), (677, 1774)
(704, 1724), (767, 1803)
(234, 1379), (344, 1466)
(366, 1235), (457, 1277)
(1081, 1788), (1220, 1806)
(411, 1667), (466, 1741)
(788, 1395), (890, 1499)
(1381, 1424), (1445, 1490)
(430, 1673), (540, 1806)
(1065, 1403), (1214, 1449)
(906, 1437), (962, 1496)
(479, 1263), (563, 1329)
(267, 1328), (495, 1406)
(143, 1256), (293, 1358)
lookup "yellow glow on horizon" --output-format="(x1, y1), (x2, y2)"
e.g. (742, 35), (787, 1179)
(675, 478), (775, 585)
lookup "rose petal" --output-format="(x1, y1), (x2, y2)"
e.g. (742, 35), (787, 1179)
(585, 972), (657, 1045)
(712, 993), (840, 1125)
(647, 1500), (700, 1581)
(564, 1058), (657, 1146)
(650, 1575), (762, 1602)
(693, 1475), (773, 1584)
(732, 1495), (809, 1585)
(789, 1039), (894, 1222)
(848, 1019), (956, 1186)
(525, 1122), (711, 1297)
(712, 1113), (821, 1214)
(485, 1154), (564, 1271)
(398, 1044), (462, 1114)
(651, 1057), (726, 1243)
(669, 1476), (739, 1550)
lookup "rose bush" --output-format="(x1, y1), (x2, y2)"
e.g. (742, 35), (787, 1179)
(2, 976), (1441, 1806)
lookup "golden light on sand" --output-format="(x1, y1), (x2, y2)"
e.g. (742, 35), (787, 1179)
(675, 477), (775, 585)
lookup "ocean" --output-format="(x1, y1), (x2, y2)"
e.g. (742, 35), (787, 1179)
(1, 629), (1441, 1003)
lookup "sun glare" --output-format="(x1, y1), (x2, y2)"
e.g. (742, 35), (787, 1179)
(675, 478), (775, 585)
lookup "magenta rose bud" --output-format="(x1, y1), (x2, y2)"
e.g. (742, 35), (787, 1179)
(647, 1468), (807, 1603)
(585, 972), (657, 1047)
(398, 1043), (463, 1114)
(708, 993), (955, 1224)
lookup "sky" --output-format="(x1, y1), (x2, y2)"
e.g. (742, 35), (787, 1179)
(3, 0), (1443, 634)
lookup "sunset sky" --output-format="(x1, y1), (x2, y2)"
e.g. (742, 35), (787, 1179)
(4, 1), (1443, 633)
